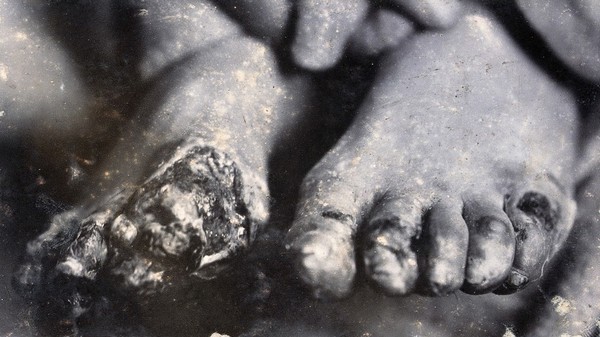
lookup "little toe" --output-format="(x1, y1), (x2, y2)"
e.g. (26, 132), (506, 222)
(496, 184), (575, 294)
(286, 175), (367, 300)
(418, 200), (468, 296)
(292, 0), (369, 70)
(461, 196), (515, 295)
(362, 197), (422, 296)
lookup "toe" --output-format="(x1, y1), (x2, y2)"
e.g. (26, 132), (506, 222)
(286, 172), (370, 299)
(418, 200), (468, 296)
(287, 221), (356, 299)
(292, 0), (369, 70)
(362, 197), (422, 296)
(55, 211), (110, 280)
(461, 195), (515, 294)
(349, 9), (414, 57)
(387, 0), (462, 29)
(496, 182), (575, 294)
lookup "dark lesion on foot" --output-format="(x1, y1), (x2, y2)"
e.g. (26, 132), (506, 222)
(362, 216), (420, 295)
(108, 142), (260, 291)
(13, 137), (269, 330)
(515, 192), (559, 232)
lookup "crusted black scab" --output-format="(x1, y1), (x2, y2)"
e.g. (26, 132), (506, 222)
(321, 209), (354, 225)
(107, 145), (254, 289)
(12, 143), (264, 331)
(517, 192), (559, 231)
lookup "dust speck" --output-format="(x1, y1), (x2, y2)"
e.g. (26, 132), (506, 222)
(502, 327), (516, 337)
(551, 296), (574, 316)
(0, 63), (8, 81)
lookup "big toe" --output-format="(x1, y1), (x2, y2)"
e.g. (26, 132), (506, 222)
(287, 217), (356, 299)
(285, 172), (368, 299)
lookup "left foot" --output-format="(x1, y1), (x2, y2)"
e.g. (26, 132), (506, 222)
(286, 6), (578, 299)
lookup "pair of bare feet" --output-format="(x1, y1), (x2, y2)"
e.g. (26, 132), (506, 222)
(5, 0), (581, 335)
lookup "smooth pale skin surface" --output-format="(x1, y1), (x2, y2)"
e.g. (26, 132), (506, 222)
(290, 0), (463, 70)
(517, 0), (600, 83)
(286, 5), (578, 300)
(0, 0), (90, 142)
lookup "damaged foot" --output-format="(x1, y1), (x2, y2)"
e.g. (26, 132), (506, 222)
(13, 137), (269, 328)
(10, 0), (311, 327)
(286, 7), (578, 299)
(7, 0), (310, 333)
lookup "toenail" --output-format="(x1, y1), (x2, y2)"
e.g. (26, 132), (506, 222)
(365, 245), (418, 295)
(510, 212), (535, 232)
(110, 214), (138, 244)
(494, 268), (529, 294)
(287, 229), (356, 299)
(368, 217), (419, 239)
(507, 268), (529, 287)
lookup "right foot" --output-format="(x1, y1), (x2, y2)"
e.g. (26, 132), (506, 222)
(12, 1), (312, 329)
(286, 6), (578, 299)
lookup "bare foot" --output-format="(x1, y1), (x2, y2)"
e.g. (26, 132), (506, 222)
(286, 5), (578, 299)
(11, 1), (311, 332)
